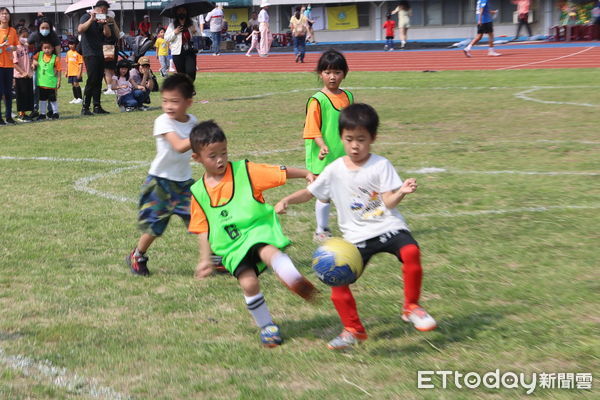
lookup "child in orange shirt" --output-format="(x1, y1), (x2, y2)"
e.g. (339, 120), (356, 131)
(0, 7), (20, 125)
(304, 49), (353, 242)
(32, 38), (61, 120)
(65, 38), (83, 104)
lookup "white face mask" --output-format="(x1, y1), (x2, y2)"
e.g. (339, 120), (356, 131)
(40, 29), (50, 37)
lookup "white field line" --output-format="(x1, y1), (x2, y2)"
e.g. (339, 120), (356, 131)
(0, 347), (131, 400)
(404, 167), (600, 176)
(496, 46), (594, 70)
(73, 165), (143, 203)
(514, 87), (598, 108)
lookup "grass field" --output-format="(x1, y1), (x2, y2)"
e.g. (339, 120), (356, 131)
(0, 68), (599, 399)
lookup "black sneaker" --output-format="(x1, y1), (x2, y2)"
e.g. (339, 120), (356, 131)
(36, 114), (47, 121)
(81, 108), (93, 116)
(93, 106), (110, 115)
(5, 117), (16, 124)
(29, 110), (40, 119)
(50, 113), (59, 120)
(126, 250), (150, 276)
(0, 118), (6, 126)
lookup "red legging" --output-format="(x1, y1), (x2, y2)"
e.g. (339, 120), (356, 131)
(330, 244), (423, 333)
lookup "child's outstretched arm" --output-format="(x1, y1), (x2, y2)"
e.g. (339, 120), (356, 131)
(195, 233), (214, 280)
(164, 132), (191, 153)
(275, 188), (314, 214)
(284, 167), (316, 184)
(382, 177), (418, 209)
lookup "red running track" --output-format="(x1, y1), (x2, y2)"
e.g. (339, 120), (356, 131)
(180, 43), (600, 73)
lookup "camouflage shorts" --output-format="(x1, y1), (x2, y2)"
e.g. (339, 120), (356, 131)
(138, 175), (194, 236)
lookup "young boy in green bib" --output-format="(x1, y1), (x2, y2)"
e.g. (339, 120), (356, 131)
(188, 120), (319, 347)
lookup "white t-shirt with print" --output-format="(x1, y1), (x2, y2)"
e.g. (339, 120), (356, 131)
(307, 154), (410, 243)
(148, 113), (197, 182)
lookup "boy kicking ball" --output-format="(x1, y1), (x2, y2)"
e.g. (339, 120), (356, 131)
(276, 103), (437, 350)
(188, 120), (319, 347)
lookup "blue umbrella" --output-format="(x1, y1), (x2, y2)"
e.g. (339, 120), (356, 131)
(160, 0), (215, 18)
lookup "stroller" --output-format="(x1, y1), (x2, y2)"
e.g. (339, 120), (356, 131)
(118, 35), (155, 68)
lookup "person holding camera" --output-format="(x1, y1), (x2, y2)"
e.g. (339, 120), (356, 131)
(77, 0), (114, 115)
(165, 6), (200, 82)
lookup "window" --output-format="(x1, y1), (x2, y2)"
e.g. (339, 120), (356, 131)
(426, 0), (442, 25)
(499, 0), (515, 23)
(462, 0), (475, 25)
(280, 6), (292, 31)
(411, 1), (425, 26)
(357, 2), (371, 27)
(443, 1), (460, 24)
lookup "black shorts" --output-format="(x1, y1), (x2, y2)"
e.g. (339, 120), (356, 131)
(385, 36), (394, 40)
(38, 87), (57, 102)
(477, 22), (494, 34)
(68, 76), (83, 84)
(355, 230), (418, 267)
(233, 243), (268, 278)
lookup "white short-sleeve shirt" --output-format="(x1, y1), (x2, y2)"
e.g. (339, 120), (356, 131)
(308, 154), (410, 243)
(148, 113), (198, 182)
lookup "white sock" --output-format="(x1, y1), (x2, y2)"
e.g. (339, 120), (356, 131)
(465, 44), (472, 51)
(39, 100), (47, 114)
(315, 200), (330, 233)
(270, 252), (303, 287)
(50, 101), (58, 114)
(244, 293), (273, 328)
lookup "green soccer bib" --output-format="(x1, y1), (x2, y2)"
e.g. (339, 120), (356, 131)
(305, 90), (354, 174)
(190, 160), (290, 275)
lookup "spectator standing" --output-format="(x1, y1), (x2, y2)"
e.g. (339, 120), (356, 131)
(248, 12), (259, 30)
(391, 1), (411, 49)
(139, 15), (152, 38)
(383, 14), (396, 51)
(206, 4), (224, 56)
(13, 27), (34, 122)
(0, 7), (19, 125)
(594, 2), (600, 26)
(303, 4), (316, 44)
(102, 10), (121, 95)
(512, 0), (532, 40)
(65, 38), (84, 104)
(463, 0), (500, 57)
(28, 18), (62, 117)
(78, 0), (114, 115)
(164, 6), (200, 82)
(289, 7), (307, 63)
(154, 28), (169, 77)
(258, 1), (272, 57)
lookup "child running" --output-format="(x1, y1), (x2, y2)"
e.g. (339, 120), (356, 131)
(65, 37), (83, 104)
(383, 14), (396, 51)
(277, 103), (437, 350)
(13, 27), (34, 122)
(304, 49), (354, 242)
(32, 38), (61, 120)
(188, 120), (319, 347)
(126, 73), (197, 276)
(245, 25), (260, 57)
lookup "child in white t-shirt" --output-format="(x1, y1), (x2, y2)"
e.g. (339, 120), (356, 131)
(276, 103), (437, 350)
(126, 73), (197, 276)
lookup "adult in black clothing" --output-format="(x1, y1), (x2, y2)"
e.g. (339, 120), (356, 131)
(28, 18), (62, 117)
(78, 0), (114, 115)
(164, 6), (200, 82)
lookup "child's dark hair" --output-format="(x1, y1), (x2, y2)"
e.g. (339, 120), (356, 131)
(67, 36), (78, 45)
(17, 26), (29, 35)
(160, 73), (195, 99)
(190, 120), (227, 153)
(40, 38), (57, 54)
(316, 49), (349, 77)
(252, 25), (259, 31)
(339, 103), (379, 138)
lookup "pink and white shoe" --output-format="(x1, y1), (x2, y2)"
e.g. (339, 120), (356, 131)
(463, 48), (472, 57)
(402, 304), (437, 332)
(488, 50), (501, 57)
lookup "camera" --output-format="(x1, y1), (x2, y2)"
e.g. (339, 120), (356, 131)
(96, 13), (107, 20)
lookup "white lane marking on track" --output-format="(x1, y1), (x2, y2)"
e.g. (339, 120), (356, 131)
(496, 46), (594, 70)
(0, 347), (131, 400)
(514, 87), (598, 107)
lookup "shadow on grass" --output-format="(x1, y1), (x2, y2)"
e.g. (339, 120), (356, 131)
(369, 311), (504, 357)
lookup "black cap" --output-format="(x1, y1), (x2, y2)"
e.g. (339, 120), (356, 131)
(95, 0), (110, 8)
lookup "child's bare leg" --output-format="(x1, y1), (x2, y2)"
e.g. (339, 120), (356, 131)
(136, 233), (156, 253)
(238, 269), (274, 328)
(258, 245), (319, 301)
(488, 32), (495, 49)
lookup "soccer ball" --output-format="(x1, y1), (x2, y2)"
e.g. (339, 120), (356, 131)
(312, 237), (364, 286)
